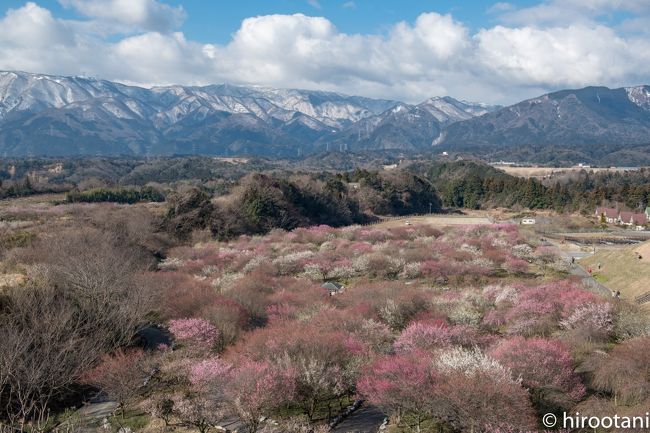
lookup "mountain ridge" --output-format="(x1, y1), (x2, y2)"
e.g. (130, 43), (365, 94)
(438, 85), (650, 165)
(2, 71), (650, 164)
(0, 70), (493, 157)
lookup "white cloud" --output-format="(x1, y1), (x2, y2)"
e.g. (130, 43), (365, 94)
(1, 1), (650, 105)
(497, 0), (650, 26)
(487, 2), (514, 14)
(59, 0), (186, 33)
(307, 0), (322, 10)
(342, 1), (356, 9)
(476, 24), (650, 87)
(0, 3), (73, 48)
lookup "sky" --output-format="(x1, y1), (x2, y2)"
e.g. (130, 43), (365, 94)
(1, 0), (649, 104)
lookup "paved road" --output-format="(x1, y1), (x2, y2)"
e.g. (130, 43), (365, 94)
(332, 404), (386, 433)
(558, 249), (613, 298)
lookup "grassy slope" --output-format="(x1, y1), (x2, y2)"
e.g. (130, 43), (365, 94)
(581, 241), (650, 306)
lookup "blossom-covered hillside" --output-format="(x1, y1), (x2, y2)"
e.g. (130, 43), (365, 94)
(140, 223), (649, 432)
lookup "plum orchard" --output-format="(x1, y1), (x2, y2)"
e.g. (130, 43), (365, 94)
(144, 223), (650, 432)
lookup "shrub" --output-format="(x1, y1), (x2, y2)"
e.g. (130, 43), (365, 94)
(592, 337), (650, 406)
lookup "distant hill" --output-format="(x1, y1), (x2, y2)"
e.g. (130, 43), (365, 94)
(438, 86), (650, 165)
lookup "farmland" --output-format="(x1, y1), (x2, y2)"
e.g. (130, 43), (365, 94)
(492, 165), (641, 179)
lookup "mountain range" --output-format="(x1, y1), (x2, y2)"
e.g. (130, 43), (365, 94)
(1, 71), (650, 164)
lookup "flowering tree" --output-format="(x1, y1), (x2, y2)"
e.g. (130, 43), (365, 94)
(81, 349), (151, 418)
(489, 337), (586, 409)
(168, 317), (219, 352)
(435, 348), (537, 432)
(188, 357), (232, 387)
(502, 282), (598, 336)
(226, 360), (297, 433)
(503, 258), (529, 274)
(147, 394), (175, 426)
(393, 320), (484, 353)
(172, 393), (227, 433)
(560, 302), (614, 340)
(234, 323), (355, 421)
(393, 321), (453, 352)
(358, 352), (445, 432)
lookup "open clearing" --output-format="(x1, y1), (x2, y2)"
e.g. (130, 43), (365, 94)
(376, 214), (492, 228)
(0, 193), (65, 208)
(493, 165), (641, 179)
(580, 241), (650, 306)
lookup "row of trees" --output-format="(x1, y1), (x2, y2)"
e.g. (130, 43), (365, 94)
(415, 161), (650, 212)
(162, 162), (650, 242)
(6, 156), (650, 214)
(65, 186), (165, 204)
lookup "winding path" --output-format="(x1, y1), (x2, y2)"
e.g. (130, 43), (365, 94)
(558, 249), (613, 298)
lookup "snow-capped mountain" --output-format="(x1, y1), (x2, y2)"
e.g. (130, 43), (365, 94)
(0, 70), (494, 157)
(0, 71), (397, 127)
(418, 96), (497, 125)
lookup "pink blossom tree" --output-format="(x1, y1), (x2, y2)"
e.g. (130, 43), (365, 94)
(393, 321), (453, 352)
(358, 352), (445, 432)
(81, 349), (151, 418)
(226, 360), (297, 433)
(489, 337), (586, 410)
(168, 317), (219, 352)
(188, 357), (232, 387)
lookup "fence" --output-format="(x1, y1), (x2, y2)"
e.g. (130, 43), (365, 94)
(635, 291), (650, 305)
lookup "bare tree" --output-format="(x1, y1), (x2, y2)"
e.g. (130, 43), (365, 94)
(0, 228), (157, 431)
(0, 285), (99, 431)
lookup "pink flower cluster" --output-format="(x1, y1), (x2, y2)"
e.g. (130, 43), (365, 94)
(168, 317), (219, 350)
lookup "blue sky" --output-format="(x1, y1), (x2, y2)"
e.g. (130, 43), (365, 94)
(2, 0), (543, 42)
(1, 0), (649, 103)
